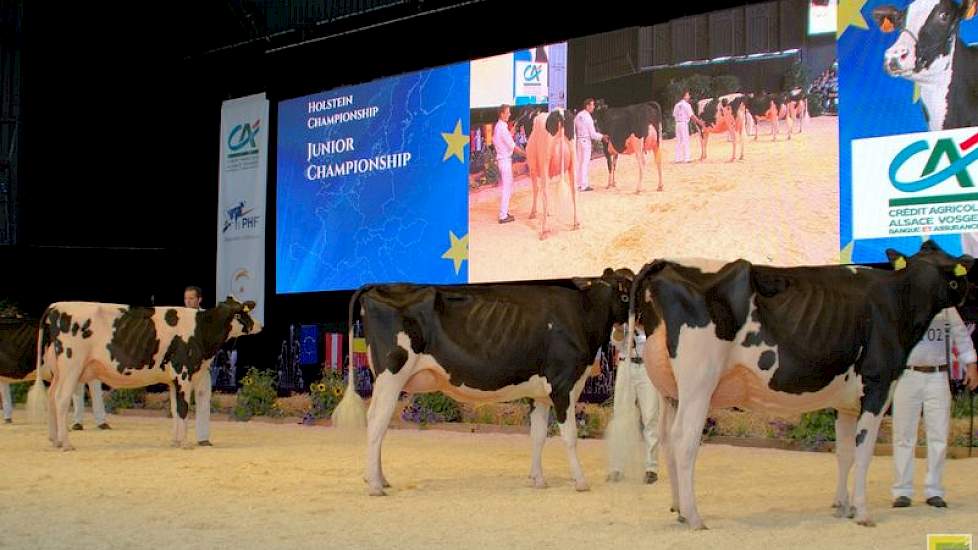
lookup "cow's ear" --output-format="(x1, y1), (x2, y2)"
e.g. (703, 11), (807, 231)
(886, 248), (908, 270)
(602, 268), (614, 278)
(572, 277), (593, 290)
(872, 5), (903, 32)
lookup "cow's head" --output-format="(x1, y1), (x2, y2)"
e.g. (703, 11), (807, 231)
(887, 239), (974, 307)
(545, 109), (575, 141)
(573, 268), (634, 326)
(874, 0), (976, 79)
(220, 296), (262, 337)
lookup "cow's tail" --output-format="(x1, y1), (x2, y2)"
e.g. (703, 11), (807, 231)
(26, 310), (50, 424)
(331, 287), (369, 432)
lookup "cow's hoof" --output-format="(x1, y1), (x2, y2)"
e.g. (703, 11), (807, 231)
(171, 441), (181, 448)
(574, 480), (590, 492)
(677, 515), (687, 524)
(539, 232), (549, 241)
(832, 506), (848, 519)
(60, 444), (75, 452)
(856, 518), (876, 527)
(656, 186), (663, 192)
(634, 190), (642, 195)
(198, 440), (213, 447)
(692, 523), (709, 531)
(528, 211), (537, 220)
(368, 487), (387, 497)
(606, 471), (623, 483)
(531, 477), (547, 489)
(847, 506), (857, 519)
(572, 223), (580, 231)
(382, 478), (391, 488)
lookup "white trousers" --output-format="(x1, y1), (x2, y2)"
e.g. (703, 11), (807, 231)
(1, 383), (11, 420)
(675, 122), (691, 162)
(194, 368), (212, 443)
(575, 139), (591, 190)
(72, 381), (107, 425)
(611, 361), (660, 472)
(497, 156), (513, 220)
(891, 370), (951, 499)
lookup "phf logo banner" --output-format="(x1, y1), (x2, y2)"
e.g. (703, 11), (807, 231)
(851, 126), (978, 240)
(928, 534), (973, 550)
(218, 92), (268, 324)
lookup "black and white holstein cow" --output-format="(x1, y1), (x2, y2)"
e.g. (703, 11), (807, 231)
(617, 241), (972, 529)
(525, 109), (579, 240)
(333, 269), (634, 496)
(874, 0), (978, 130)
(593, 101), (664, 193)
(1, 316), (40, 384)
(28, 297), (260, 450)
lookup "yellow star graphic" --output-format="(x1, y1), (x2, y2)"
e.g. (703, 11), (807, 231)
(441, 119), (469, 163)
(913, 83), (921, 103)
(441, 230), (469, 274)
(838, 0), (869, 39)
(840, 240), (855, 265)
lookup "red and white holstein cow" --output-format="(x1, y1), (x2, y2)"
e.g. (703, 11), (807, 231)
(593, 101), (664, 193)
(525, 109), (579, 240)
(614, 241), (973, 529)
(28, 297), (260, 450)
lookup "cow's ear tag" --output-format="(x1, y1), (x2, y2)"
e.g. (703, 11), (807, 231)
(243, 305), (251, 313)
(954, 263), (968, 277)
(881, 16), (895, 32)
(894, 257), (907, 270)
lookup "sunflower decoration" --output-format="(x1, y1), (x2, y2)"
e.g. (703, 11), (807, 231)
(317, 383), (327, 393)
(331, 386), (343, 398)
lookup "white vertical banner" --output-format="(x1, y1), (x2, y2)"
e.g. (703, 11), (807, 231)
(218, 93), (268, 323)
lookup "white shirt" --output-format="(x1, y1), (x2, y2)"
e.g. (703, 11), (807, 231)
(493, 120), (515, 160)
(611, 327), (646, 362)
(673, 99), (694, 124)
(905, 308), (977, 367)
(574, 110), (603, 142)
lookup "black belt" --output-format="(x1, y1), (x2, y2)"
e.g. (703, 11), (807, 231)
(908, 365), (948, 373)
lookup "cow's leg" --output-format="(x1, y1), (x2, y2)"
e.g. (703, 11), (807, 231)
(659, 394), (681, 515)
(608, 154), (617, 189)
(194, 367), (213, 446)
(635, 145), (645, 195)
(47, 368), (60, 444)
(528, 399), (550, 488)
(851, 391), (891, 527)
(833, 410), (857, 518)
(539, 155), (551, 240)
(529, 171), (539, 220)
(673, 368), (719, 529)
(654, 145), (663, 191)
(553, 372), (589, 491)
(168, 377), (193, 448)
(53, 367), (80, 451)
(365, 369), (408, 495)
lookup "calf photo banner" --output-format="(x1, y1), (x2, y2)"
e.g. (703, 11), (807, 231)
(218, 93), (268, 323)
(838, 0), (978, 264)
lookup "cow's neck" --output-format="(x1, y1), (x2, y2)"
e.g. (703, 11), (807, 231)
(917, 45), (955, 131)
(890, 272), (946, 356)
(580, 288), (616, 358)
(194, 308), (234, 360)
(944, 35), (978, 129)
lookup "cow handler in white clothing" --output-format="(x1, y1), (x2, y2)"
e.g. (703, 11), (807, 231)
(672, 90), (704, 164)
(70, 381), (110, 430)
(892, 307), (978, 509)
(493, 104), (524, 224)
(606, 321), (660, 484)
(574, 98), (605, 193)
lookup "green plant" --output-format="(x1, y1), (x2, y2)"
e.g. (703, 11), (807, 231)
(808, 91), (825, 117)
(783, 59), (808, 91)
(951, 391), (976, 419)
(103, 388), (147, 413)
(9, 382), (30, 404)
(233, 368), (279, 421)
(788, 409), (836, 449)
(402, 392), (461, 424)
(711, 74), (741, 97)
(306, 370), (347, 419)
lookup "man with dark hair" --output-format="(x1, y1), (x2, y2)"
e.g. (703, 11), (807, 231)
(182, 285), (213, 446)
(184, 286), (203, 310)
